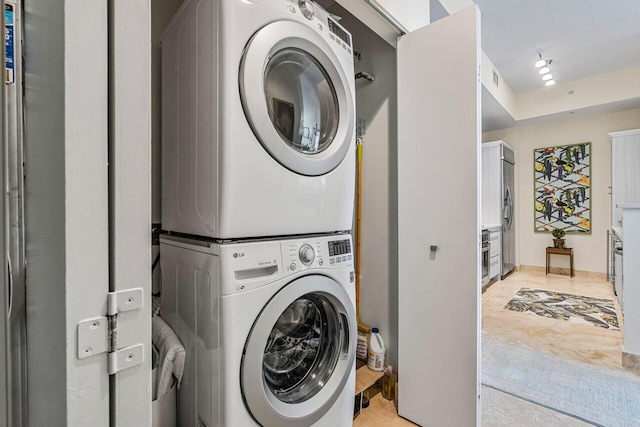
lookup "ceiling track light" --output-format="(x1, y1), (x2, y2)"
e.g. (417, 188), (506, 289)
(535, 53), (556, 86)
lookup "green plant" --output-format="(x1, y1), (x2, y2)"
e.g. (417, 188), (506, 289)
(552, 228), (566, 239)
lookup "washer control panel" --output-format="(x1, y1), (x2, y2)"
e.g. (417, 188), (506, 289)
(327, 238), (352, 266)
(299, 244), (316, 265)
(282, 235), (353, 275)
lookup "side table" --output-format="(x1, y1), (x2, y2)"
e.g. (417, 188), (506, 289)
(546, 247), (574, 277)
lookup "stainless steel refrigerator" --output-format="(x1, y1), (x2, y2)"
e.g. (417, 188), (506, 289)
(501, 145), (515, 278)
(2, 1), (27, 424)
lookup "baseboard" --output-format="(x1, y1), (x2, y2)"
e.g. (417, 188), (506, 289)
(518, 264), (606, 280)
(622, 351), (640, 376)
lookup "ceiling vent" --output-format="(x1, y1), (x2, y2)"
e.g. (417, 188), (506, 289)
(492, 69), (499, 88)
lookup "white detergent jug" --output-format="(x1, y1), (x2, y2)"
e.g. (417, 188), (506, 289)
(367, 328), (386, 371)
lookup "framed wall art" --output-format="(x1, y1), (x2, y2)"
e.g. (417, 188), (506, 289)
(534, 142), (591, 233)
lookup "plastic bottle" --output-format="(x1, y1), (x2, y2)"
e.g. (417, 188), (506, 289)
(382, 365), (397, 401)
(367, 328), (386, 371)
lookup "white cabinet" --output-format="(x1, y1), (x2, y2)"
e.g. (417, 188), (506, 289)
(489, 228), (501, 280)
(621, 206), (640, 370)
(482, 141), (504, 226)
(615, 250), (623, 308)
(610, 129), (640, 227)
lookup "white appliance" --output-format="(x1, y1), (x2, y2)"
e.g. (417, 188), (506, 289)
(161, 0), (356, 239)
(160, 233), (357, 427)
(482, 140), (516, 278)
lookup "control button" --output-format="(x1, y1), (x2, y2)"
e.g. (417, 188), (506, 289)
(336, 257), (341, 263)
(317, 23), (323, 31)
(330, 258), (335, 265)
(288, 4), (296, 13)
(342, 256), (347, 262)
(298, 0), (314, 20)
(347, 47), (352, 54)
(348, 254), (352, 260)
(290, 263), (296, 271)
(329, 34), (335, 41)
(299, 244), (315, 266)
(318, 258), (324, 266)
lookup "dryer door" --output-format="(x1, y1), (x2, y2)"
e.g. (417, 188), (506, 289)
(240, 21), (354, 176)
(241, 275), (356, 426)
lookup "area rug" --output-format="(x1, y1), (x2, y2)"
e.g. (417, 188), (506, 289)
(504, 288), (619, 330)
(482, 336), (640, 427)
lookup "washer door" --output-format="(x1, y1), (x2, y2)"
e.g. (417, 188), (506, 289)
(240, 21), (354, 176)
(241, 275), (356, 426)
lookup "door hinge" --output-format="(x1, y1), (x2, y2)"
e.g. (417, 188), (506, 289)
(77, 288), (144, 375)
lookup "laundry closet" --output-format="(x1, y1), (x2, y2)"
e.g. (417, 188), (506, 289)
(18, 1), (481, 426)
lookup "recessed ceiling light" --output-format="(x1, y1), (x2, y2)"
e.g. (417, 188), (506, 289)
(542, 73), (553, 81)
(546, 80), (556, 86)
(539, 67), (550, 75)
(535, 53), (546, 68)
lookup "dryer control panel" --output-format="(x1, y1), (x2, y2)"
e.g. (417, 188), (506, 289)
(281, 0), (353, 54)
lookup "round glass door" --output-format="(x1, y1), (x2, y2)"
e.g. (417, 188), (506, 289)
(240, 21), (354, 176)
(264, 48), (339, 155)
(263, 294), (341, 404)
(241, 275), (356, 427)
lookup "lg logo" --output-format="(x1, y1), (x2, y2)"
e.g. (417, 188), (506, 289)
(233, 252), (245, 258)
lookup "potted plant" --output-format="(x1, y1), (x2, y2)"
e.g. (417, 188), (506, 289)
(552, 228), (566, 248)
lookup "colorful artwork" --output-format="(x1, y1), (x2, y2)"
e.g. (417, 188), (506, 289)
(534, 143), (591, 233)
(504, 288), (618, 330)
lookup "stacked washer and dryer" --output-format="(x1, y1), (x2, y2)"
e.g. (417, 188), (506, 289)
(159, 0), (357, 426)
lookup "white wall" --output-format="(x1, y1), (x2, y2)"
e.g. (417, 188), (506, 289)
(152, 0), (184, 293)
(152, 0), (184, 224)
(483, 108), (640, 273)
(328, 4), (399, 368)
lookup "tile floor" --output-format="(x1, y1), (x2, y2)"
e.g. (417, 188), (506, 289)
(483, 270), (623, 371)
(354, 270), (621, 426)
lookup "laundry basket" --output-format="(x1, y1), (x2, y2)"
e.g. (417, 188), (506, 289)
(152, 345), (176, 427)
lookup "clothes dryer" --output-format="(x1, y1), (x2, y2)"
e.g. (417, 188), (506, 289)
(162, 0), (356, 239)
(160, 233), (356, 426)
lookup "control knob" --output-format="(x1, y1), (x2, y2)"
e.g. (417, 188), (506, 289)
(299, 244), (315, 265)
(298, 0), (315, 20)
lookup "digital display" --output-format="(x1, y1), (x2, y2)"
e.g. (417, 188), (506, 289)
(328, 239), (351, 256)
(328, 19), (351, 46)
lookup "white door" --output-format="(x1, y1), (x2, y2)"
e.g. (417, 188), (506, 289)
(241, 275), (356, 427)
(23, 1), (152, 425)
(240, 20), (355, 176)
(397, 5), (481, 427)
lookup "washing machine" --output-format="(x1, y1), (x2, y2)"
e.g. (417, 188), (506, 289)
(161, 0), (356, 239)
(160, 233), (357, 426)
